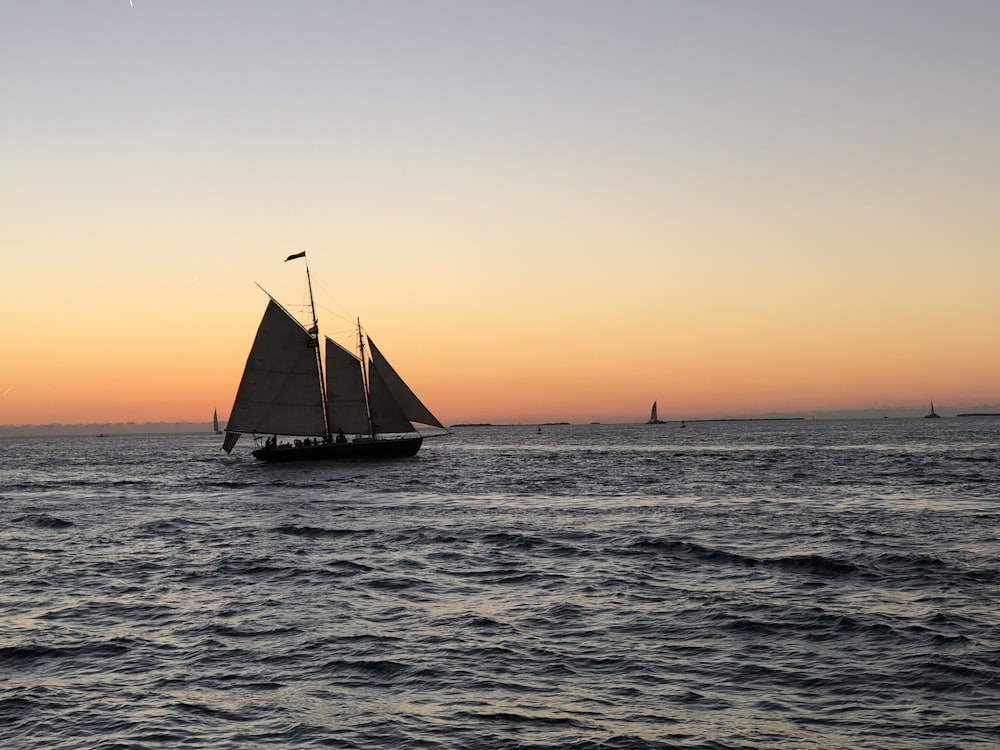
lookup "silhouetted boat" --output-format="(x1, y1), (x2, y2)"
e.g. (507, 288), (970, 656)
(213, 409), (222, 434)
(646, 401), (665, 424)
(223, 252), (445, 462)
(924, 401), (941, 419)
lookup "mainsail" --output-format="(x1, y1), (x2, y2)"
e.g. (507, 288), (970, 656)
(224, 299), (326, 452)
(324, 337), (371, 434)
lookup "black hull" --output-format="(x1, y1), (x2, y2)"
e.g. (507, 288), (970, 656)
(251, 436), (423, 463)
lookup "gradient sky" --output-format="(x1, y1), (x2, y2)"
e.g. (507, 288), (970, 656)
(3, 1), (999, 426)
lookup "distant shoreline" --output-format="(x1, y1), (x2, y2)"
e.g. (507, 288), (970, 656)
(0, 422), (218, 437)
(450, 418), (809, 428)
(451, 422), (572, 428)
(4, 410), (999, 437)
(679, 417), (806, 423)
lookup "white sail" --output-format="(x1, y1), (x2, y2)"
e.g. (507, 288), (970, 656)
(367, 337), (444, 429)
(325, 337), (371, 435)
(650, 402), (658, 422)
(225, 299), (326, 450)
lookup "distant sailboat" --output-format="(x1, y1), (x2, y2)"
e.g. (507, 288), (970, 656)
(213, 409), (222, 434)
(647, 401), (665, 424)
(222, 252), (446, 462)
(924, 401), (941, 419)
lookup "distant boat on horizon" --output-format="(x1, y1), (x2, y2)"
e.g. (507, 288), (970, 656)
(924, 401), (941, 419)
(213, 409), (222, 434)
(646, 401), (665, 424)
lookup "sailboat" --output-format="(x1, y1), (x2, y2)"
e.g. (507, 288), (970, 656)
(213, 409), (222, 434)
(222, 252), (446, 462)
(646, 401), (665, 424)
(924, 401), (941, 419)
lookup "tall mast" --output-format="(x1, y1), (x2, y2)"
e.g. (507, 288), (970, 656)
(304, 256), (330, 436)
(357, 317), (377, 438)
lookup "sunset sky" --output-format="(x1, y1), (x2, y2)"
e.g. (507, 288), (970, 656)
(3, 1), (999, 427)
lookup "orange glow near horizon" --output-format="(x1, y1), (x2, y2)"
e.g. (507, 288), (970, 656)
(3, 218), (1000, 427)
(4, 223), (1000, 427)
(4, 302), (998, 427)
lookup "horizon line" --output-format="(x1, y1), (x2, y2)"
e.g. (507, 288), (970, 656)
(4, 406), (1000, 436)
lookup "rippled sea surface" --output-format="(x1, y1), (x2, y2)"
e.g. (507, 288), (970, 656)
(2, 420), (998, 749)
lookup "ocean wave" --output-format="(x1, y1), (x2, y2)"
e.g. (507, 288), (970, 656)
(2, 425), (998, 750)
(272, 524), (371, 538)
(12, 514), (74, 529)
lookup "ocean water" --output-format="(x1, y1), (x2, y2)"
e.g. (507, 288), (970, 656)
(1, 419), (998, 749)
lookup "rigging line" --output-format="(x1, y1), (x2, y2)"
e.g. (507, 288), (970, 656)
(312, 279), (358, 320)
(315, 305), (359, 335)
(304, 279), (362, 344)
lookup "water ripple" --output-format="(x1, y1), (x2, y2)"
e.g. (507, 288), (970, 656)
(1, 423), (999, 749)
